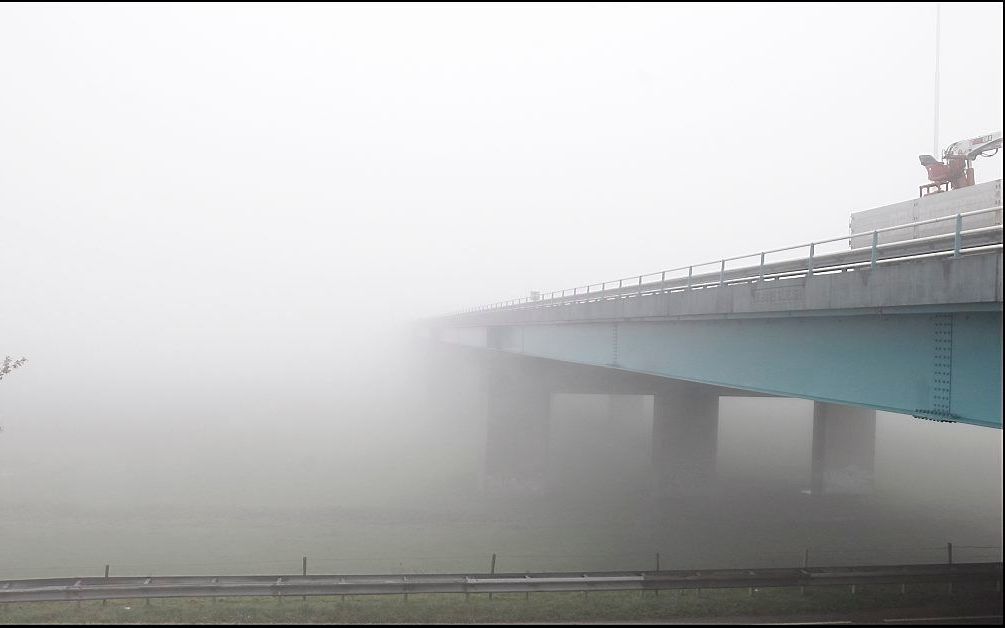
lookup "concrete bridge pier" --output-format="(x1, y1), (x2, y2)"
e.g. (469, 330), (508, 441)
(483, 355), (551, 495)
(652, 384), (719, 497)
(810, 402), (876, 495)
(606, 394), (650, 423)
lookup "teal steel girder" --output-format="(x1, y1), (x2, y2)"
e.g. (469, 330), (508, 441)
(441, 311), (1002, 429)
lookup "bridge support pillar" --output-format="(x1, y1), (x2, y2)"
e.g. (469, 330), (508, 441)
(606, 393), (650, 423)
(483, 355), (551, 495)
(652, 384), (719, 497)
(810, 402), (876, 495)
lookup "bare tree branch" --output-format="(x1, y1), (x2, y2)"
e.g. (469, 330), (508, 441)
(0, 356), (28, 382)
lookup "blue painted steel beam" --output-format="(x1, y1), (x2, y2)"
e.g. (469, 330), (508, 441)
(440, 311), (1002, 429)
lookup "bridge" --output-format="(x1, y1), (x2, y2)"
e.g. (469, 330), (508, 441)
(422, 181), (1003, 497)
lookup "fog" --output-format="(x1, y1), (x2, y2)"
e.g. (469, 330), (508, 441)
(0, 3), (1002, 580)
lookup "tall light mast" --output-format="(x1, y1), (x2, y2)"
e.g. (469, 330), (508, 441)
(933, 2), (940, 157)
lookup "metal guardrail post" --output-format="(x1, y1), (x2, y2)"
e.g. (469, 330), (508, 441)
(687, 266), (692, 291)
(801, 549), (809, 596)
(661, 271), (666, 293)
(954, 213), (962, 258)
(807, 243), (815, 276)
(638, 275), (643, 296)
(870, 231), (878, 268)
(489, 553), (497, 600)
(719, 260), (725, 287)
(759, 253), (765, 282)
(948, 542), (954, 594)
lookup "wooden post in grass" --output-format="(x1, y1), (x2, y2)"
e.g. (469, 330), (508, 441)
(302, 556), (307, 602)
(102, 564), (109, 607)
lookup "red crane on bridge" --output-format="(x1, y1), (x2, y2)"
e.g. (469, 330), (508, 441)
(918, 131), (1002, 197)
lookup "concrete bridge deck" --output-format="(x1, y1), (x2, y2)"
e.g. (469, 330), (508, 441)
(430, 205), (1002, 429)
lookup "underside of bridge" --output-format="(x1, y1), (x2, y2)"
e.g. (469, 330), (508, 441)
(432, 347), (878, 497)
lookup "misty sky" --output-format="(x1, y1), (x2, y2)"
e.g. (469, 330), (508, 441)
(1, 3), (1003, 430)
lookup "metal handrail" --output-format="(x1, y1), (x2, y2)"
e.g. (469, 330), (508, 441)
(453, 205), (1003, 315)
(2, 562), (1000, 603)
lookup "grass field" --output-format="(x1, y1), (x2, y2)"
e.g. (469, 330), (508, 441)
(2, 397), (1000, 623)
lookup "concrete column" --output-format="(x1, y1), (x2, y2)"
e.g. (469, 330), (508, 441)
(419, 341), (455, 419)
(652, 384), (719, 497)
(606, 394), (650, 423)
(483, 355), (551, 495)
(810, 402), (876, 495)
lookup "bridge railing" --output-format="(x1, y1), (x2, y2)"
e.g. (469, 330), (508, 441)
(451, 205), (1003, 316)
